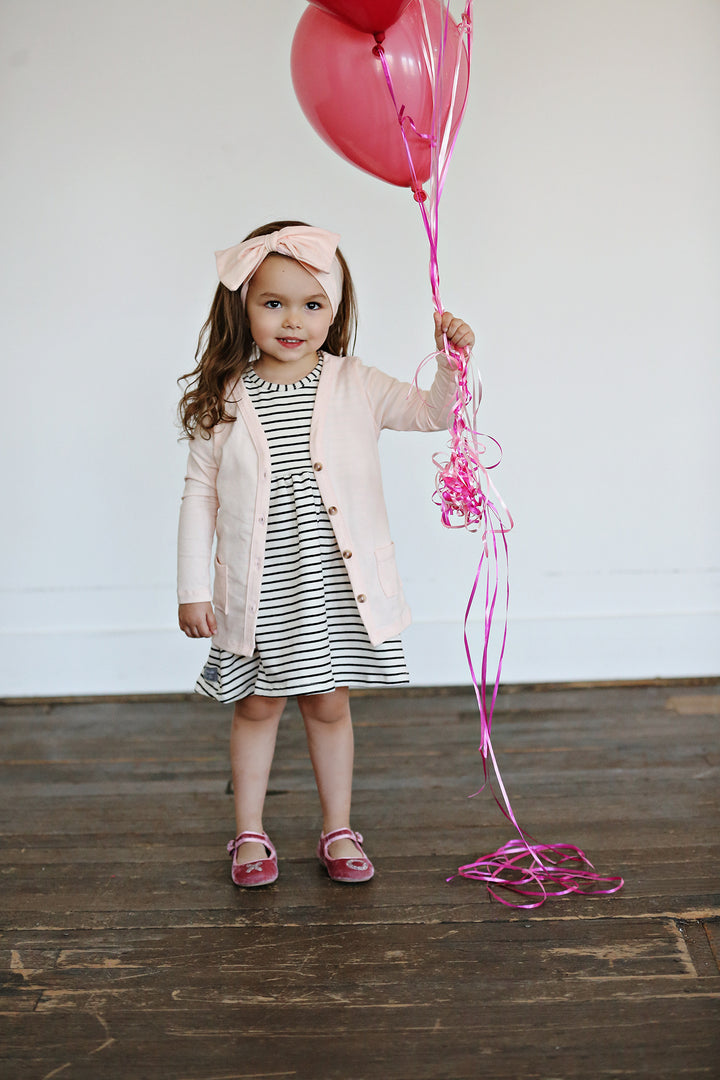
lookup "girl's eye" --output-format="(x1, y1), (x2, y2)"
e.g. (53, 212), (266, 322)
(306, 301), (321, 311)
(265, 300), (281, 309)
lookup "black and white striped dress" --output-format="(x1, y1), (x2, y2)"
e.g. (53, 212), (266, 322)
(196, 357), (409, 701)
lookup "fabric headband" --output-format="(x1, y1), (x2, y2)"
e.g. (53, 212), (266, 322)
(215, 226), (344, 318)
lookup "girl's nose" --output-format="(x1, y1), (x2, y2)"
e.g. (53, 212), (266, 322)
(283, 309), (302, 328)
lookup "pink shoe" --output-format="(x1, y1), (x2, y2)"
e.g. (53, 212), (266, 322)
(317, 828), (374, 883)
(227, 831), (278, 887)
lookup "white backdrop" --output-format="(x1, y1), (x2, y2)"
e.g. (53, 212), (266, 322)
(1, 0), (718, 696)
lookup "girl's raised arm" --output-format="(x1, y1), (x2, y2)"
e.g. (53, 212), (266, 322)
(357, 311), (476, 434)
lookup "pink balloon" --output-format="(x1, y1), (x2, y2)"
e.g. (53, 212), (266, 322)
(309, 0), (413, 35)
(291, 0), (469, 188)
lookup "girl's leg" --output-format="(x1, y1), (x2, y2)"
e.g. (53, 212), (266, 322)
(297, 687), (362, 860)
(230, 694), (287, 863)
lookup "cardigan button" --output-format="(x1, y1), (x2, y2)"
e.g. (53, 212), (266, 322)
(342, 550), (352, 559)
(313, 462), (323, 471)
(328, 506), (338, 515)
(357, 594), (367, 603)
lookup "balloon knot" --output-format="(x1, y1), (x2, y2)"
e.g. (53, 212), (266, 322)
(374, 31), (386, 45)
(413, 187), (428, 203)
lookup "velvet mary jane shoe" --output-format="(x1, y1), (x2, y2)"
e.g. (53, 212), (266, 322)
(317, 827), (374, 883)
(227, 830), (278, 887)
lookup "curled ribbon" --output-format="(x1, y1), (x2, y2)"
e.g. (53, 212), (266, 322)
(377, 1), (624, 907)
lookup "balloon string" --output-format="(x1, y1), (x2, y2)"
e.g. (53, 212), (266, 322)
(378, 1), (623, 906)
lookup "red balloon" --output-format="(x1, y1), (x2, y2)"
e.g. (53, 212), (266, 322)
(291, 0), (469, 188)
(309, 0), (413, 35)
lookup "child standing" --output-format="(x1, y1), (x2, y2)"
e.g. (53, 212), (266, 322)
(177, 221), (474, 887)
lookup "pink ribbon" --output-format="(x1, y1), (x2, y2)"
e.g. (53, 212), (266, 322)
(376, 1), (624, 907)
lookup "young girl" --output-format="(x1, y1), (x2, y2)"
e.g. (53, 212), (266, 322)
(177, 221), (474, 887)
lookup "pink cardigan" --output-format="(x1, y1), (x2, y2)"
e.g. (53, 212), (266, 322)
(177, 353), (459, 656)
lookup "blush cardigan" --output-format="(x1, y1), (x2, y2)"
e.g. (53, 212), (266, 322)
(177, 352), (461, 657)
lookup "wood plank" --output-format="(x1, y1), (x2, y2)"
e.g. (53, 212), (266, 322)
(680, 919), (720, 977)
(2, 919), (713, 1002)
(1, 1002), (718, 1080)
(0, 853), (717, 920)
(703, 917), (720, 969)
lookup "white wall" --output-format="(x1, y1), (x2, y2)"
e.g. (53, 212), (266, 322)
(1, 0), (718, 697)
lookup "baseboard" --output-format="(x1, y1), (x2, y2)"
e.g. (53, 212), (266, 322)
(0, 611), (717, 698)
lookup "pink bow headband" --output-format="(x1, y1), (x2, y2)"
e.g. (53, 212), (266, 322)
(215, 226), (344, 317)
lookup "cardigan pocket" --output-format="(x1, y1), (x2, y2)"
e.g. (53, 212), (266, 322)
(213, 555), (229, 614)
(375, 542), (401, 598)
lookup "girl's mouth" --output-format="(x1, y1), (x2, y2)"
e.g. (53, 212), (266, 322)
(277, 337), (304, 348)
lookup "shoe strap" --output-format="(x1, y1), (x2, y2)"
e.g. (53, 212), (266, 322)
(227, 830), (276, 859)
(319, 827), (365, 858)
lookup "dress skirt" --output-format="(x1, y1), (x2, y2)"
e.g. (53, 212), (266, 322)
(195, 358), (409, 702)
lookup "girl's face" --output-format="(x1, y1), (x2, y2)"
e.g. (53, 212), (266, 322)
(245, 255), (334, 382)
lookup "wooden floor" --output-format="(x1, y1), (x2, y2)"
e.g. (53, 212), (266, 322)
(1, 681), (718, 1079)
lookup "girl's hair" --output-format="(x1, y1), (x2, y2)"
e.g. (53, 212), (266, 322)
(178, 219), (358, 438)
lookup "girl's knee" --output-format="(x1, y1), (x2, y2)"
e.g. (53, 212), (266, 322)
(233, 695), (286, 725)
(298, 688), (350, 725)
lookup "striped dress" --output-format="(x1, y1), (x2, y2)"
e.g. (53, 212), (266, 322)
(195, 357), (409, 701)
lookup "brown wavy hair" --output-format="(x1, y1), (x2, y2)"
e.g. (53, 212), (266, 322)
(178, 220), (358, 438)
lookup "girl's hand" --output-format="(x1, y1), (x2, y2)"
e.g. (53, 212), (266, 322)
(434, 310), (475, 353)
(178, 602), (217, 638)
